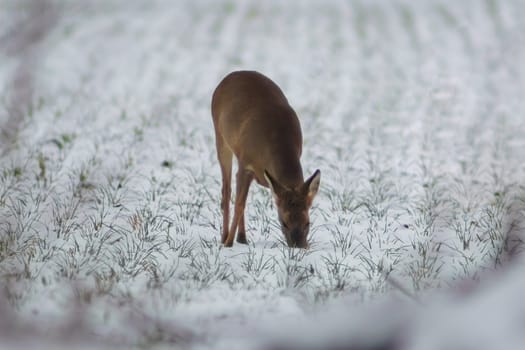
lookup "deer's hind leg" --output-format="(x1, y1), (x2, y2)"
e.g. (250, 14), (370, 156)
(236, 169), (253, 244)
(214, 131), (233, 244)
(224, 165), (253, 247)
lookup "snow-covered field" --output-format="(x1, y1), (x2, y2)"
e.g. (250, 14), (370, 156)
(1, 0), (525, 349)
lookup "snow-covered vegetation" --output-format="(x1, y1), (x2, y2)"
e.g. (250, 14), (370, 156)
(1, 0), (524, 349)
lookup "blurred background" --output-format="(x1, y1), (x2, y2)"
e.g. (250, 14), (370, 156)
(1, 0), (525, 349)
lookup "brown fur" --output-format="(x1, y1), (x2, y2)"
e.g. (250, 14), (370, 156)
(211, 71), (320, 248)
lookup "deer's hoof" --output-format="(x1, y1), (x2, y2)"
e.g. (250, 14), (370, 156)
(236, 235), (248, 244)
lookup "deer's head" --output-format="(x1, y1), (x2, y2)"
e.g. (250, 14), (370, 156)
(264, 170), (321, 248)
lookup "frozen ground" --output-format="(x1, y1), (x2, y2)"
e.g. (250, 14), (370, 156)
(1, 0), (525, 349)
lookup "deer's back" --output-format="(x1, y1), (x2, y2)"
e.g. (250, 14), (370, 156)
(212, 70), (290, 122)
(211, 71), (303, 186)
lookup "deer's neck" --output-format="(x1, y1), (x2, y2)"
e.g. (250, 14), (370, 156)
(269, 150), (304, 189)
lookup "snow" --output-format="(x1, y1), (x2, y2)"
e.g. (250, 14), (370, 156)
(1, 0), (525, 349)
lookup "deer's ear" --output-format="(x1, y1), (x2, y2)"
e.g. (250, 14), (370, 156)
(264, 170), (285, 202)
(304, 169), (321, 205)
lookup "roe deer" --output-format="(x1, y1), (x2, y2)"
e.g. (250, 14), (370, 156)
(211, 70), (320, 248)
